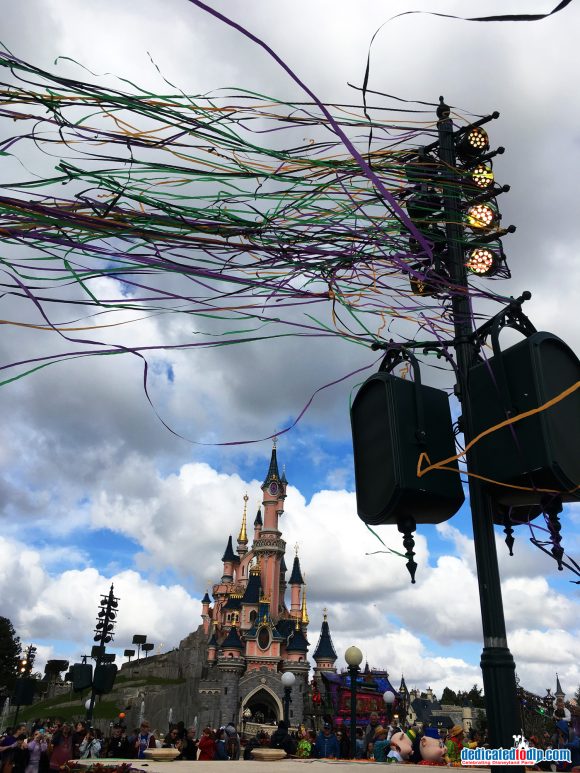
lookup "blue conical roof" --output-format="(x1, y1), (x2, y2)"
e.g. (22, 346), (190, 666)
(254, 508), (262, 527)
(262, 447), (280, 487)
(202, 591), (211, 604)
(313, 616), (337, 661)
(288, 555), (304, 585)
(221, 625), (243, 650)
(287, 625), (309, 653)
(221, 535), (237, 563)
(242, 570), (261, 604)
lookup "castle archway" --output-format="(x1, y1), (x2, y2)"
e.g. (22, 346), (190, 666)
(242, 685), (283, 725)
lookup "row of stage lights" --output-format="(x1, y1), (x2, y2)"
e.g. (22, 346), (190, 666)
(403, 117), (514, 288)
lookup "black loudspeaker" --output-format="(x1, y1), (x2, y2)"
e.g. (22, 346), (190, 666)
(71, 663), (93, 692)
(93, 663), (117, 695)
(470, 331), (580, 507)
(351, 363), (465, 526)
(14, 678), (36, 705)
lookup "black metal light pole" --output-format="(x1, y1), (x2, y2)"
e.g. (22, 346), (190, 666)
(281, 671), (296, 726)
(436, 97), (521, 763)
(344, 646), (363, 759)
(86, 584), (119, 722)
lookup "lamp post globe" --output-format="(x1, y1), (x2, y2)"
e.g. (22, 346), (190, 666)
(344, 646), (363, 668)
(383, 690), (396, 725)
(345, 645), (363, 759)
(281, 671), (296, 688)
(282, 671), (296, 726)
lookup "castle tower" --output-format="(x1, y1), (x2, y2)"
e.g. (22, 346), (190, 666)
(221, 535), (238, 582)
(201, 590), (211, 635)
(217, 616), (245, 724)
(255, 442), (286, 616)
(253, 508), (262, 541)
(313, 610), (337, 676)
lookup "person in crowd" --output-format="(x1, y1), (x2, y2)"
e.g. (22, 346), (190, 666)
(48, 724), (72, 772)
(214, 728), (229, 760)
(71, 722), (87, 760)
(295, 728), (312, 759)
(224, 724), (240, 760)
(334, 729), (350, 759)
(105, 725), (132, 759)
(314, 723), (340, 759)
(9, 735), (29, 773)
(446, 725), (465, 764)
(270, 721), (296, 756)
(355, 727), (365, 759)
(197, 727), (216, 761)
(365, 712), (380, 756)
(25, 730), (48, 773)
(244, 731), (269, 760)
(174, 722), (186, 744)
(79, 728), (101, 759)
(556, 719), (580, 771)
(135, 721), (156, 760)
(162, 728), (179, 748)
(373, 726), (390, 762)
(177, 727), (197, 761)
(367, 741), (375, 760)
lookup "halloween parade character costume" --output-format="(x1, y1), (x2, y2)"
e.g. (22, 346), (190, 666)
(419, 727), (447, 766)
(446, 725), (465, 764)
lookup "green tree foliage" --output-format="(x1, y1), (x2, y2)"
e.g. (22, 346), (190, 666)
(441, 687), (458, 704)
(0, 617), (21, 693)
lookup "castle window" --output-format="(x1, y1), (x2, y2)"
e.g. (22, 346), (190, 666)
(249, 611), (257, 624)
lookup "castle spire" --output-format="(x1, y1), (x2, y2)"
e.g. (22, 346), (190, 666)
(238, 494), (248, 545)
(262, 440), (280, 488)
(289, 551), (305, 585)
(300, 583), (309, 625)
(555, 673), (564, 697)
(313, 610), (337, 670)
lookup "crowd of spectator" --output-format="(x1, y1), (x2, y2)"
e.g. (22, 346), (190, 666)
(1, 713), (578, 767)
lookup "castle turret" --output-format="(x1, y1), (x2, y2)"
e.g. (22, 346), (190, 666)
(555, 674), (564, 699)
(253, 507), (262, 541)
(289, 547), (304, 617)
(221, 535), (238, 582)
(201, 590), (211, 634)
(207, 627), (218, 664)
(313, 610), (337, 675)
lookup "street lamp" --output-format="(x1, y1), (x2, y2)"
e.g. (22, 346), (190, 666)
(345, 646), (363, 759)
(383, 690), (395, 724)
(281, 671), (296, 726)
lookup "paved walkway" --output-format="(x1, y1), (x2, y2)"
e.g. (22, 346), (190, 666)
(81, 761), (488, 773)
